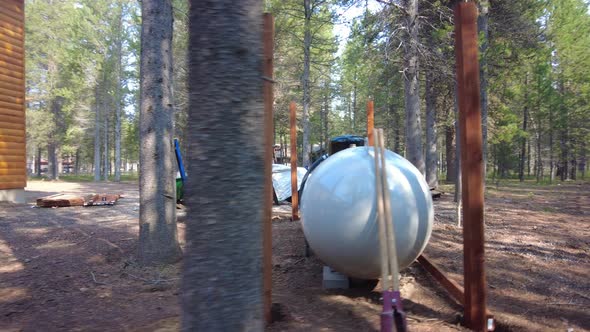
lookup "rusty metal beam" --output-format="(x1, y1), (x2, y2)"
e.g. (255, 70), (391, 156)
(289, 101), (299, 221)
(454, 2), (487, 331)
(262, 13), (274, 325)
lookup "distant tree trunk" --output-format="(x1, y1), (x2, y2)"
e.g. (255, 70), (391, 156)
(352, 71), (358, 132)
(115, 6), (124, 182)
(36, 146), (41, 177)
(536, 127), (542, 183)
(47, 96), (64, 180)
(322, 89), (329, 151)
(445, 124), (456, 183)
(103, 108), (109, 181)
(519, 74), (529, 182)
(454, 83), (461, 226)
(138, 0), (181, 265)
(301, 0), (312, 167)
(478, 0), (489, 180)
(425, 74), (438, 188)
(74, 148), (80, 175)
(559, 81), (568, 181)
(580, 141), (587, 179)
(549, 104), (554, 182)
(402, 0), (425, 174)
(47, 144), (57, 180)
(183, 1), (264, 329)
(94, 85), (101, 181)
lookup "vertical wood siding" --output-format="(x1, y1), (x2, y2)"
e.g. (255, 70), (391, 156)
(0, 0), (25, 190)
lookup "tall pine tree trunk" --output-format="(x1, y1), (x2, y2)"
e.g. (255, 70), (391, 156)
(138, 0), (181, 265)
(402, 0), (425, 174)
(519, 74), (529, 182)
(115, 5), (124, 182)
(478, 0), (489, 180)
(36, 146), (41, 177)
(103, 108), (109, 181)
(183, 1), (264, 329)
(425, 74), (438, 188)
(301, 0), (312, 167)
(94, 84), (101, 181)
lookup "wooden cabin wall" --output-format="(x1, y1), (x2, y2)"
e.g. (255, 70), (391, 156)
(0, 0), (26, 190)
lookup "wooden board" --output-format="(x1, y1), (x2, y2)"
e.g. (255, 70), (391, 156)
(84, 194), (121, 206)
(36, 193), (122, 208)
(36, 194), (88, 208)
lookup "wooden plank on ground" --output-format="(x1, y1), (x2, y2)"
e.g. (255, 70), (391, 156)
(84, 194), (121, 206)
(36, 194), (87, 208)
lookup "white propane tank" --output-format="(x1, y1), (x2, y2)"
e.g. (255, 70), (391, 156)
(300, 147), (433, 280)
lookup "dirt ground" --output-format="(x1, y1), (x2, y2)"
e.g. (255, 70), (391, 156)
(0, 180), (588, 331)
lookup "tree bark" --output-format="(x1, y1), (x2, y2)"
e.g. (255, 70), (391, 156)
(183, 1), (264, 330)
(402, 0), (425, 174)
(425, 74), (438, 188)
(138, 0), (181, 265)
(301, 0), (312, 167)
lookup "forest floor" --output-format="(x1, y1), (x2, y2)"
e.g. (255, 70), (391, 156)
(0, 180), (588, 331)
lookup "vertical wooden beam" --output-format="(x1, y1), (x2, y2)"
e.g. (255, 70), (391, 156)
(367, 100), (374, 146)
(262, 13), (274, 325)
(289, 101), (299, 221)
(454, 2), (487, 331)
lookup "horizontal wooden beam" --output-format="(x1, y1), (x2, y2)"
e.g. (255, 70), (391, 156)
(0, 155), (24, 162)
(0, 134), (24, 143)
(0, 167), (24, 176)
(0, 31), (22, 48)
(0, 73), (23, 86)
(0, 174), (25, 182)
(0, 42), (23, 58)
(0, 11), (24, 29)
(0, 94), (24, 105)
(0, 3), (24, 22)
(0, 148), (25, 156)
(0, 20), (23, 36)
(0, 182), (25, 190)
(0, 141), (24, 149)
(0, 107), (23, 118)
(0, 50), (23, 67)
(0, 161), (25, 169)
(0, 66), (23, 80)
(0, 87), (23, 99)
(0, 25), (23, 40)
(0, 100), (23, 111)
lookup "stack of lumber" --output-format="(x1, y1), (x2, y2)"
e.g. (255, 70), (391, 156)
(36, 193), (121, 207)
(36, 194), (90, 207)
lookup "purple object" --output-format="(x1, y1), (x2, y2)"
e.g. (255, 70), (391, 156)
(381, 290), (407, 332)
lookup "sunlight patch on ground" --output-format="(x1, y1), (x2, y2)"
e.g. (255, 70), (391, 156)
(34, 240), (77, 250)
(0, 287), (29, 304)
(12, 227), (50, 237)
(0, 240), (24, 273)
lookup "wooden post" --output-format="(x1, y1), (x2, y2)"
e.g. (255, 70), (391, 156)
(262, 13), (274, 325)
(367, 100), (374, 146)
(289, 101), (299, 221)
(454, 2), (487, 331)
